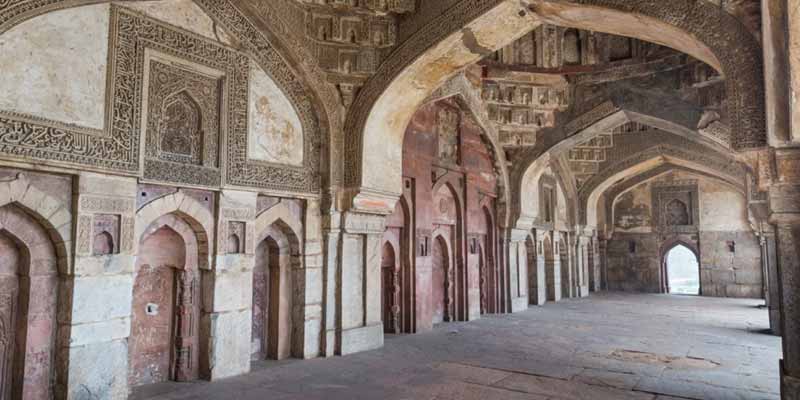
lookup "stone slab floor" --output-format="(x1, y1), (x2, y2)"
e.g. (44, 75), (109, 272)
(133, 293), (781, 400)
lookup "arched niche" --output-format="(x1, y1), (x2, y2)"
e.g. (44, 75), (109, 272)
(431, 234), (452, 325)
(382, 197), (413, 333)
(253, 219), (302, 361)
(0, 204), (63, 400)
(130, 213), (209, 386)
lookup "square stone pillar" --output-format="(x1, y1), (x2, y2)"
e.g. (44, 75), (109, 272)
(508, 228), (529, 312)
(530, 230), (547, 306)
(577, 235), (591, 297)
(566, 232), (578, 298)
(301, 199), (324, 358)
(788, 0), (800, 144)
(591, 236), (602, 292)
(775, 219), (800, 399)
(205, 190), (257, 380)
(550, 231), (562, 302)
(598, 238), (609, 291)
(322, 211), (341, 357)
(761, 228), (782, 336)
(769, 149), (800, 399)
(762, 0), (791, 145)
(334, 211), (385, 355)
(64, 173), (138, 400)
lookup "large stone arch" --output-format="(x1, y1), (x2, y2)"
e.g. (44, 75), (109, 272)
(342, 0), (764, 208)
(513, 99), (738, 229)
(0, 173), (72, 275)
(578, 145), (749, 227)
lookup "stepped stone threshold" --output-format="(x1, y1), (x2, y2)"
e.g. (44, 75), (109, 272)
(133, 293), (780, 400)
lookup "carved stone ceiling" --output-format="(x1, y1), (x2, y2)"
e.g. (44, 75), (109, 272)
(245, 0), (416, 103)
(476, 24), (722, 150)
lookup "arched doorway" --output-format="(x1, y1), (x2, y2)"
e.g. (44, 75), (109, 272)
(130, 215), (206, 387)
(478, 244), (487, 315)
(383, 198), (412, 333)
(252, 225), (297, 361)
(381, 242), (399, 334)
(0, 205), (60, 400)
(431, 235), (452, 324)
(664, 244), (700, 295)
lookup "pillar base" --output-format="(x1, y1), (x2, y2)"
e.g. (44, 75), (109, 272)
(338, 323), (383, 356)
(770, 309), (782, 336)
(511, 296), (528, 312)
(782, 361), (800, 399)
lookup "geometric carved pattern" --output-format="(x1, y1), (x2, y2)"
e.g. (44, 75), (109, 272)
(144, 59), (222, 187)
(652, 182), (699, 234)
(0, 3), (321, 194)
(191, 0), (322, 193)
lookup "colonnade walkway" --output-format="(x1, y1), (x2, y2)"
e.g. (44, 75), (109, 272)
(134, 293), (781, 400)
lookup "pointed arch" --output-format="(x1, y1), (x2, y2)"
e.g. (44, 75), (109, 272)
(659, 238), (701, 295)
(0, 202), (66, 399)
(253, 202), (304, 360)
(342, 0), (764, 207)
(135, 191), (214, 268)
(0, 174), (72, 275)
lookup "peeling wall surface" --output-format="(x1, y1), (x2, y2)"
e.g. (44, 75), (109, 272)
(0, 4), (110, 129)
(607, 172), (761, 298)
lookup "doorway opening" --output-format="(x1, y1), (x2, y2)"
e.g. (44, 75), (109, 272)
(665, 244), (700, 295)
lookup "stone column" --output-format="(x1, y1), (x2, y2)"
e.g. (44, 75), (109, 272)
(530, 230), (547, 305)
(761, 227), (782, 335)
(598, 238), (609, 291)
(578, 235), (591, 297)
(769, 149), (800, 399)
(567, 232), (578, 298)
(762, 0), (791, 145)
(774, 218), (800, 398)
(321, 210), (341, 357)
(508, 228), (529, 312)
(551, 231), (562, 302)
(591, 236), (602, 292)
(301, 199), (324, 358)
(334, 211), (385, 355)
(64, 173), (137, 400)
(207, 190), (258, 380)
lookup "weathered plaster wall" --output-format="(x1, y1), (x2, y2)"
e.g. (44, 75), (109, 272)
(400, 98), (500, 330)
(0, 4), (110, 129)
(248, 61), (304, 166)
(606, 171), (762, 298)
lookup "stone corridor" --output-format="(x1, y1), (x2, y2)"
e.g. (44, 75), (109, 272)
(132, 293), (780, 400)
